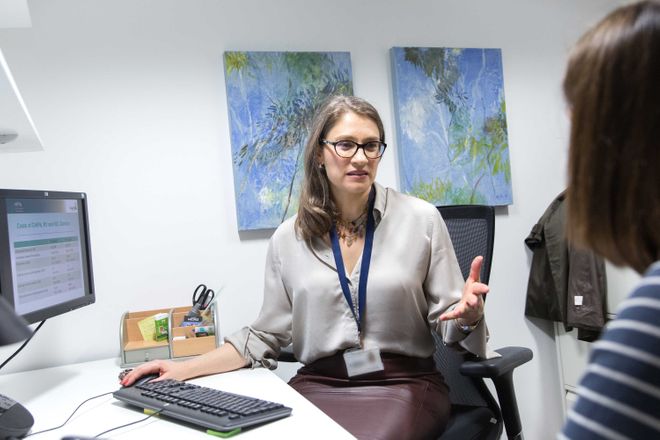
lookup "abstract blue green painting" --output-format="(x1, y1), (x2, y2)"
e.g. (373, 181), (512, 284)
(391, 47), (513, 206)
(224, 51), (353, 231)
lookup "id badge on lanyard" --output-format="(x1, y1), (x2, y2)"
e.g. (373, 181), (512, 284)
(343, 347), (384, 377)
(330, 189), (384, 377)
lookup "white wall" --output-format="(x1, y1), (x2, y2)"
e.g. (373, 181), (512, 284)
(0, 1), (624, 438)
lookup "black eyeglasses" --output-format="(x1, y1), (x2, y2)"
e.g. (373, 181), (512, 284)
(320, 139), (387, 159)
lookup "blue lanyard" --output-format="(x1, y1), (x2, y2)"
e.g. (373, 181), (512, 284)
(329, 194), (376, 334)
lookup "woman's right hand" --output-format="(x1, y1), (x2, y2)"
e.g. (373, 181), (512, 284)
(120, 359), (190, 387)
(120, 344), (248, 387)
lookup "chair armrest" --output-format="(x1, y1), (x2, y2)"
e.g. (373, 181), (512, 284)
(459, 346), (533, 379)
(460, 346), (532, 440)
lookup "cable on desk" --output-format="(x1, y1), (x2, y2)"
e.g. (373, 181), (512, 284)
(0, 320), (46, 371)
(93, 405), (168, 438)
(25, 391), (113, 437)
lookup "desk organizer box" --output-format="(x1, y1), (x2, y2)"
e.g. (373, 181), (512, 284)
(119, 304), (220, 367)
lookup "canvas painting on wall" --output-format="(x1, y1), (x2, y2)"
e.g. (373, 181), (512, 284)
(391, 47), (513, 206)
(224, 51), (353, 231)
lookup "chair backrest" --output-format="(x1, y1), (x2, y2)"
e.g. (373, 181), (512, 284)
(432, 205), (496, 408)
(438, 205), (494, 285)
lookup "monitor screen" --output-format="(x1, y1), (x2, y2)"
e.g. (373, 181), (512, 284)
(0, 189), (95, 324)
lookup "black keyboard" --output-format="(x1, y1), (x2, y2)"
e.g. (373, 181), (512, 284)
(113, 379), (292, 433)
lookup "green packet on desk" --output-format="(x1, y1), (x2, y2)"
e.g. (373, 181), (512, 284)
(154, 313), (169, 341)
(137, 313), (169, 341)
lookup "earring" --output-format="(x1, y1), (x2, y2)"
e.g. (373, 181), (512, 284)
(318, 163), (325, 170)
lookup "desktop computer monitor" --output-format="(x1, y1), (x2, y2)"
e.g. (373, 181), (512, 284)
(0, 189), (95, 324)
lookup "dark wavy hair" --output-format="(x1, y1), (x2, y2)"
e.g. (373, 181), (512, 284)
(564, 0), (660, 273)
(295, 95), (384, 241)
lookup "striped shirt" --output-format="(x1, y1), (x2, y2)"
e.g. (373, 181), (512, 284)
(560, 261), (660, 440)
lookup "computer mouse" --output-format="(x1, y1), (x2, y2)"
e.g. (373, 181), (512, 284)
(130, 373), (160, 387)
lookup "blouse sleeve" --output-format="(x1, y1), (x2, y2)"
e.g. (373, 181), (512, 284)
(224, 236), (293, 369)
(425, 208), (492, 359)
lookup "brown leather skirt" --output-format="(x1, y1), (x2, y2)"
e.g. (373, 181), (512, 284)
(288, 352), (450, 440)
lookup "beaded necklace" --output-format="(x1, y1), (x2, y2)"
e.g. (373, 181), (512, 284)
(334, 206), (369, 247)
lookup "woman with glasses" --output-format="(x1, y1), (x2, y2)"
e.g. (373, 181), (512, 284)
(123, 95), (490, 439)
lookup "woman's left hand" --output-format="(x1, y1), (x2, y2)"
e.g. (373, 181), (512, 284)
(439, 256), (489, 326)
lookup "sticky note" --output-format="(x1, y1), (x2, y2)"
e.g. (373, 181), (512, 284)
(138, 316), (156, 341)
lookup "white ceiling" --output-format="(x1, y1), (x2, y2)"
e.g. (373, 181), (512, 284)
(0, 48), (43, 152)
(0, 0), (32, 28)
(0, 1), (42, 152)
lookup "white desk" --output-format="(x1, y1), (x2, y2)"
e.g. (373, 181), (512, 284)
(0, 358), (354, 439)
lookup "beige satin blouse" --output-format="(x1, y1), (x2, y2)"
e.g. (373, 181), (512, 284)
(226, 182), (491, 368)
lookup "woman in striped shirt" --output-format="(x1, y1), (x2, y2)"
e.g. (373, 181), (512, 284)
(560, 1), (660, 439)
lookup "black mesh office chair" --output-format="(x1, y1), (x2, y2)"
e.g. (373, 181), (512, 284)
(279, 205), (532, 440)
(436, 205), (531, 440)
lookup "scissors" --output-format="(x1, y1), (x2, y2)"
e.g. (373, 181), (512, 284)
(192, 284), (215, 311)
